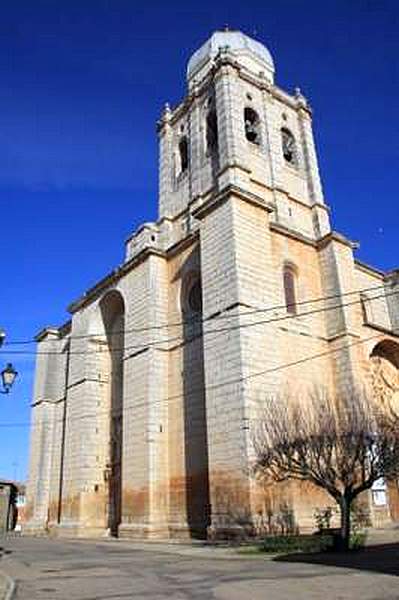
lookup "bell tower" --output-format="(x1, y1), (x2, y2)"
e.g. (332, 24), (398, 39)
(158, 29), (330, 240)
(157, 30), (332, 537)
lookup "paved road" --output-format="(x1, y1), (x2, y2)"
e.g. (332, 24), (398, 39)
(0, 573), (8, 599)
(1, 536), (399, 600)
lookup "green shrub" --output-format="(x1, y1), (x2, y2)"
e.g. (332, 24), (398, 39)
(350, 531), (367, 550)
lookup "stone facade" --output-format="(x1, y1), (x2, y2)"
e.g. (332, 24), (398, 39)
(25, 30), (399, 538)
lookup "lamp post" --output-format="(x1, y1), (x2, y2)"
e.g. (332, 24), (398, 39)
(1, 363), (18, 394)
(0, 329), (18, 394)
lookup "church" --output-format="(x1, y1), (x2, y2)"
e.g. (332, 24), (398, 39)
(26, 30), (399, 539)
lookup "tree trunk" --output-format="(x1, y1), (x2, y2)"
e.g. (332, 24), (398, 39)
(339, 495), (351, 551)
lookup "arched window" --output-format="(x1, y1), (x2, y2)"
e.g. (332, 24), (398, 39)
(178, 137), (189, 174)
(182, 274), (203, 315)
(187, 279), (202, 314)
(283, 265), (297, 315)
(244, 107), (260, 144)
(206, 110), (218, 153)
(281, 128), (297, 166)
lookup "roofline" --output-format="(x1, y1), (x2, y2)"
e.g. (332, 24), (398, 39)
(354, 258), (386, 279)
(35, 320), (72, 342)
(317, 230), (359, 251)
(68, 231), (200, 314)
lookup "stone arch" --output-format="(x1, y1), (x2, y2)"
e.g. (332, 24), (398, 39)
(370, 339), (399, 412)
(98, 289), (126, 536)
(176, 254), (210, 537)
(369, 339), (399, 521)
(283, 262), (299, 315)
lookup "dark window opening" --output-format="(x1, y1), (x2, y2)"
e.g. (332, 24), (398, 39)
(284, 267), (297, 315)
(179, 137), (189, 174)
(281, 128), (297, 165)
(244, 107), (260, 144)
(187, 279), (203, 314)
(206, 110), (218, 153)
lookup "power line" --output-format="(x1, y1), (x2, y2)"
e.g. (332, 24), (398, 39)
(0, 289), (397, 357)
(3, 282), (393, 346)
(0, 332), (385, 429)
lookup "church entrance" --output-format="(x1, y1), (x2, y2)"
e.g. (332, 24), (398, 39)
(100, 291), (125, 537)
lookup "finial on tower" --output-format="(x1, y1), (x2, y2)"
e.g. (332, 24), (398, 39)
(157, 102), (172, 131)
(294, 86), (308, 108)
(163, 102), (172, 120)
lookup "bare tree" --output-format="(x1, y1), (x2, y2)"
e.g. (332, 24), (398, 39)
(252, 388), (399, 550)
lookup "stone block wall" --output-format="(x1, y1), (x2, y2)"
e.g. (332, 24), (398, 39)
(25, 330), (69, 531)
(25, 34), (399, 540)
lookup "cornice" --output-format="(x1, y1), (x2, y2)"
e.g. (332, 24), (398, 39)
(317, 231), (359, 251)
(192, 183), (275, 220)
(312, 201), (331, 213)
(124, 221), (159, 246)
(68, 247), (165, 314)
(276, 184), (331, 213)
(34, 321), (71, 343)
(326, 331), (361, 343)
(35, 327), (62, 342)
(166, 230), (199, 258)
(158, 52), (312, 130)
(270, 222), (317, 247)
(384, 268), (399, 283)
(362, 322), (399, 340)
(354, 259), (386, 280)
(67, 232), (200, 315)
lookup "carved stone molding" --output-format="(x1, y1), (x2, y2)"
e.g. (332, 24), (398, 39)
(370, 355), (399, 411)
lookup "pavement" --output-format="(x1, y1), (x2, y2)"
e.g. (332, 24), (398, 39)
(0, 569), (14, 600)
(0, 574), (6, 599)
(1, 534), (399, 599)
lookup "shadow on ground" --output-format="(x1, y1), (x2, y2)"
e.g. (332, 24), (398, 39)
(275, 543), (399, 577)
(0, 546), (12, 558)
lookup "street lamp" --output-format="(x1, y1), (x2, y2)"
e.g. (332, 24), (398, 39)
(1, 363), (18, 394)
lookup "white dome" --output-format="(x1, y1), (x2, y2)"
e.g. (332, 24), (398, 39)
(187, 30), (275, 82)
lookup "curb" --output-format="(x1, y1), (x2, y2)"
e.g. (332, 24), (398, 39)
(0, 572), (16, 600)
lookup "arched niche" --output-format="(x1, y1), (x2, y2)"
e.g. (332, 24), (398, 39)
(370, 339), (399, 412)
(283, 262), (298, 315)
(99, 289), (126, 536)
(175, 256), (210, 537)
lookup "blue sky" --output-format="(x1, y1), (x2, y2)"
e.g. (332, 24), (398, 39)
(0, 0), (398, 481)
